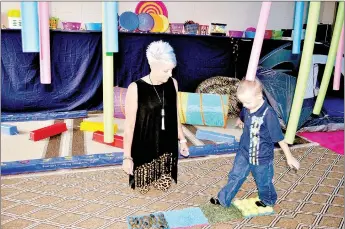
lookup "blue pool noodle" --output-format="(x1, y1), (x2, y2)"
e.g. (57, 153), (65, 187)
(292, 2), (305, 54)
(21, 2), (40, 52)
(104, 2), (119, 53)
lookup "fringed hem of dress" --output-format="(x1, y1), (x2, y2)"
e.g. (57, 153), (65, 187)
(130, 153), (178, 189)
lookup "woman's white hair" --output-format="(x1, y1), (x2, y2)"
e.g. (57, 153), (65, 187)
(146, 40), (177, 66)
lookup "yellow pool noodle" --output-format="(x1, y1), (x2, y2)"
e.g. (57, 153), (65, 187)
(80, 121), (118, 133)
(178, 92), (188, 124)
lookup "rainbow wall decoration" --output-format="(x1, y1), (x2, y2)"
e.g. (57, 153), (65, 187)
(135, 1), (168, 17)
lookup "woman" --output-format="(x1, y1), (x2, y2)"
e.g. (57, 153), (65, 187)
(122, 40), (189, 194)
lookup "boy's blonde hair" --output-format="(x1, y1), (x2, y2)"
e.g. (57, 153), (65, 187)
(146, 40), (177, 66)
(236, 78), (263, 98)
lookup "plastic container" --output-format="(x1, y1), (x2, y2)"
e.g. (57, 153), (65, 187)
(49, 17), (59, 29)
(8, 17), (21, 29)
(62, 22), (81, 31)
(211, 23), (227, 34)
(199, 25), (209, 35)
(246, 27), (256, 32)
(185, 23), (199, 35)
(85, 23), (102, 31)
(228, 30), (243, 38)
(272, 30), (283, 40)
(245, 31), (256, 38)
(264, 30), (273, 39)
(169, 23), (184, 34)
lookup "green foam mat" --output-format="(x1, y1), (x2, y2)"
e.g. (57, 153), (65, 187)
(200, 203), (242, 224)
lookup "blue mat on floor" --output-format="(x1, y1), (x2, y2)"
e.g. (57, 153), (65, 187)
(1, 142), (239, 175)
(163, 207), (209, 228)
(1, 153), (124, 175)
(1, 110), (88, 122)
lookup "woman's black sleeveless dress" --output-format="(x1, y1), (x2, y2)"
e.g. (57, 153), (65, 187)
(129, 77), (179, 189)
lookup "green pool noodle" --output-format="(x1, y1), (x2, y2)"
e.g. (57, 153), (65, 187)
(285, 2), (321, 144)
(313, 2), (344, 115)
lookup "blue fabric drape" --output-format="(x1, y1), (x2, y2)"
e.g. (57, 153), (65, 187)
(1, 30), (234, 112)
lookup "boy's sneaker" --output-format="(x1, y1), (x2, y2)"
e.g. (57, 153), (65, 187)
(255, 200), (267, 207)
(210, 197), (221, 205)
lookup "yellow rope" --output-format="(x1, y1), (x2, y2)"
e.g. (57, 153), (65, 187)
(179, 92), (186, 123)
(220, 95), (227, 128)
(199, 93), (206, 125)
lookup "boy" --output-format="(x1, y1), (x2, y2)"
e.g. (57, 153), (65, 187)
(210, 79), (300, 208)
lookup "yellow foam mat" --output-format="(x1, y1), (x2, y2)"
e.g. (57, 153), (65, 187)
(232, 197), (274, 218)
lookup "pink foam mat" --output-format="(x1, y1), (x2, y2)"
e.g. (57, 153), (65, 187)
(298, 131), (344, 155)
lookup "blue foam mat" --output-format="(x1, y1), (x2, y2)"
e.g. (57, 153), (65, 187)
(1, 142), (239, 175)
(1, 110), (88, 122)
(163, 207), (209, 228)
(196, 129), (235, 143)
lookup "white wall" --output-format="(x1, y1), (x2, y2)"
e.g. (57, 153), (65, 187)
(1, 1), (336, 30)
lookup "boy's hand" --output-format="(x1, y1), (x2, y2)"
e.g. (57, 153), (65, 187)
(286, 155), (300, 170)
(235, 118), (244, 129)
(278, 140), (300, 171)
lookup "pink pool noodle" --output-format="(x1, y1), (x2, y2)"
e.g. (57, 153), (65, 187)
(333, 26), (344, 91)
(245, 2), (272, 81)
(38, 2), (51, 84)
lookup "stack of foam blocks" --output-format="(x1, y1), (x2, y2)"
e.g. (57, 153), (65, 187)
(80, 121), (123, 148)
(26, 120), (123, 149)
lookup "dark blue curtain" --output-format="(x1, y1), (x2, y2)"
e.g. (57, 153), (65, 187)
(1, 30), (235, 112)
(1, 30), (103, 112)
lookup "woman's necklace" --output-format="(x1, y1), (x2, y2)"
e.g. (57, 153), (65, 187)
(148, 75), (165, 130)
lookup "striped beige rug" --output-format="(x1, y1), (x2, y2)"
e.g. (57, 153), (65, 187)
(1, 146), (343, 229)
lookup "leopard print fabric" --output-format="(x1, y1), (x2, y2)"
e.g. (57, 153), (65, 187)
(134, 153), (173, 194)
(196, 76), (241, 118)
(137, 174), (172, 194)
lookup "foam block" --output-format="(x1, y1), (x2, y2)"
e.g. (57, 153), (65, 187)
(127, 212), (169, 229)
(179, 92), (229, 127)
(1, 124), (19, 135)
(200, 203), (242, 224)
(196, 130), (235, 143)
(187, 142), (239, 158)
(80, 121), (118, 133)
(30, 122), (67, 141)
(92, 131), (123, 148)
(163, 207), (209, 228)
(232, 197), (274, 218)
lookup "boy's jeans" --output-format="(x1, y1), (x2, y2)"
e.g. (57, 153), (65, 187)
(217, 152), (277, 207)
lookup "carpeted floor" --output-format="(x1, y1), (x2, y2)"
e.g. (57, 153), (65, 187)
(1, 146), (344, 229)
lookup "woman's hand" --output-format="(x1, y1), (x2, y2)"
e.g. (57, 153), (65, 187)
(122, 158), (134, 175)
(180, 142), (189, 157)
